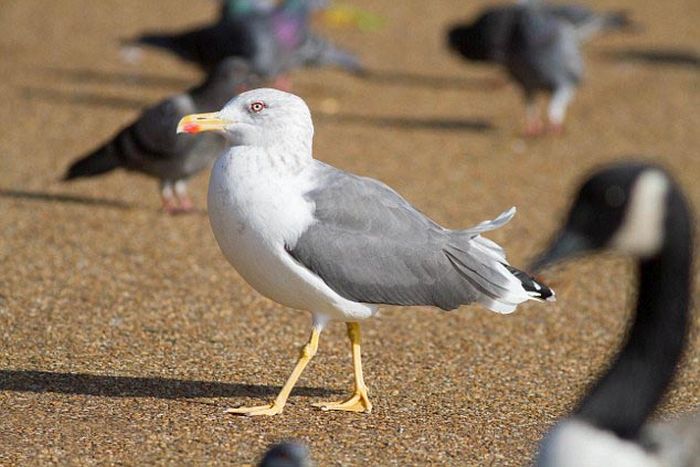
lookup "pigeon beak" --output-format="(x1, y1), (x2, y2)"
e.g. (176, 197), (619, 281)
(176, 112), (230, 134)
(529, 230), (592, 272)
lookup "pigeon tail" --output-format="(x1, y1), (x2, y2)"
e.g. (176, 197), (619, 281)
(63, 145), (121, 181)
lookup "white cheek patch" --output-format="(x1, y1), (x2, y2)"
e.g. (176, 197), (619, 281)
(610, 170), (669, 257)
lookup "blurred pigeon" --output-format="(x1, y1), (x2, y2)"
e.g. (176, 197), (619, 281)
(126, 0), (362, 77)
(63, 58), (260, 214)
(447, 2), (633, 135)
(258, 441), (312, 467)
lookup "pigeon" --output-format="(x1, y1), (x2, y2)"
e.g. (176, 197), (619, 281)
(259, 441), (312, 467)
(176, 88), (554, 416)
(447, 2), (632, 135)
(63, 58), (260, 213)
(127, 0), (363, 77)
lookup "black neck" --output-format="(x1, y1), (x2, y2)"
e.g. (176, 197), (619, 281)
(575, 190), (693, 439)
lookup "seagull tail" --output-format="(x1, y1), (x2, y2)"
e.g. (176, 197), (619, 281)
(63, 144), (121, 181)
(503, 265), (556, 302)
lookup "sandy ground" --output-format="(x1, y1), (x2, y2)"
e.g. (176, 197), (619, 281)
(0, 0), (699, 465)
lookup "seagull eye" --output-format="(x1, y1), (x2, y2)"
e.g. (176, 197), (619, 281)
(250, 101), (266, 113)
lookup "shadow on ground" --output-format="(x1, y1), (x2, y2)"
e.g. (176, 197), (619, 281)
(20, 86), (152, 110)
(361, 69), (504, 90)
(317, 112), (494, 132)
(601, 47), (700, 69)
(0, 369), (341, 399)
(0, 189), (134, 210)
(37, 66), (194, 89)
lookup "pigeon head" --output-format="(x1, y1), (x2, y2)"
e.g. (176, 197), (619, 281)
(258, 441), (311, 467)
(447, 10), (508, 62)
(532, 163), (681, 270)
(177, 88), (314, 151)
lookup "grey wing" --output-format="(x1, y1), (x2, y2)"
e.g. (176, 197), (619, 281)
(291, 33), (364, 73)
(508, 9), (582, 89)
(126, 95), (197, 162)
(287, 163), (523, 312)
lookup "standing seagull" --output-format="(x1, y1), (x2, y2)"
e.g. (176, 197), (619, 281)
(532, 163), (700, 466)
(177, 88), (554, 416)
(447, 2), (631, 135)
(64, 58), (260, 213)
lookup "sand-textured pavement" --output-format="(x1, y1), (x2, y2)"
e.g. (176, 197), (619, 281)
(1, 0), (698, 464)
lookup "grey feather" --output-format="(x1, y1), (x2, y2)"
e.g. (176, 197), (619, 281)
(287, 162), (548, 312)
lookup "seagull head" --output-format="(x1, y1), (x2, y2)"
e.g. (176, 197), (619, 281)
(177, 88), (314, 152)
(531, 163), (684, 271)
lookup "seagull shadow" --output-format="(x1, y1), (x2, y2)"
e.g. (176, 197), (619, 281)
(600, 47), (700, 69)
(19, 86), (152, 110)
(318, 112), (494, 132)
(37, 66), (194, 89)
(0, 189), (133, 210)
(0, 369), (341, 399)
(360, 69), (502, 90)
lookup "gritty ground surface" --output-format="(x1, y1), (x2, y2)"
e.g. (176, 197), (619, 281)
(1, 0), (699, 465)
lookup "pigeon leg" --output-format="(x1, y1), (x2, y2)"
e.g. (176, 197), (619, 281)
(160, 181), (179, 214)
(524, 94), (545, 137)
(174, 180), (195, 212)
(225, 327), (321, 416)
(312, 322), (372, 413)
(547, 85), (575, 134)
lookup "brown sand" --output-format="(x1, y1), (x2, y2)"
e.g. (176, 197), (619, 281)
(1, 0), (699, 464)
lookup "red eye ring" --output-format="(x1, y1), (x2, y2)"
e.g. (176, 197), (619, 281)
(250, 101), (266, 113)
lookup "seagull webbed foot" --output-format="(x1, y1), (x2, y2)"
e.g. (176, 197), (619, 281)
(312, 386), (372, 413)
(224, 403), (284, 417)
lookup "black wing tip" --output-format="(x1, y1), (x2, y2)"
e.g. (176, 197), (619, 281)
(504, 265), (556, 302)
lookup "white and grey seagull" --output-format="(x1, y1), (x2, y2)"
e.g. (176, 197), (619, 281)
(177, 88), (555, 416)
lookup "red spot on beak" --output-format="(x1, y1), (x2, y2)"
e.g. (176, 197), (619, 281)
(183, 123), (200, 134)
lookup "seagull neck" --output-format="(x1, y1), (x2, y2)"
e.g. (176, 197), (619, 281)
(235, 141), (312, 174)
(575, 190), (692, 440)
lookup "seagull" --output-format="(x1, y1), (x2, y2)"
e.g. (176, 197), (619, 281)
(532, 162), (700, 466)
(177, 88), (555, 416)
(64, 58), (260, 214)
(447, 2), (632, 135)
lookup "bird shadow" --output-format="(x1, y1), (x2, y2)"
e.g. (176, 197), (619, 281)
(36, 66), (194, 90)
(19, 86), (152, 110)
(600, 47), (700, 69)
(360, 69), (502, 90)
(0, 188), (134, 210)
(0, 369), (341, 399)
(317, 112), (494, 132)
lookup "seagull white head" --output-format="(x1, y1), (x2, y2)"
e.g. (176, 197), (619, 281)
(177, 88), (314, 152)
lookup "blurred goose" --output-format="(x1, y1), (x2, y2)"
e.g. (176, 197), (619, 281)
(532, 162), (700, 466)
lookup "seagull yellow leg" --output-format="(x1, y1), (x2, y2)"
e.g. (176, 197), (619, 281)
(225, 327), (321, 416)
(312, 322), (372, 413)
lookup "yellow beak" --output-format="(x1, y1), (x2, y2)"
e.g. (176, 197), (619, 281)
(176, 112), (230, 134)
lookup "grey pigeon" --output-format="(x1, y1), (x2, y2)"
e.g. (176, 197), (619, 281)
(447, 2), (632, 134)
(258, 441), (312, 467)
(63, 58), (260, 213)
(127, 0), (363, 78)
